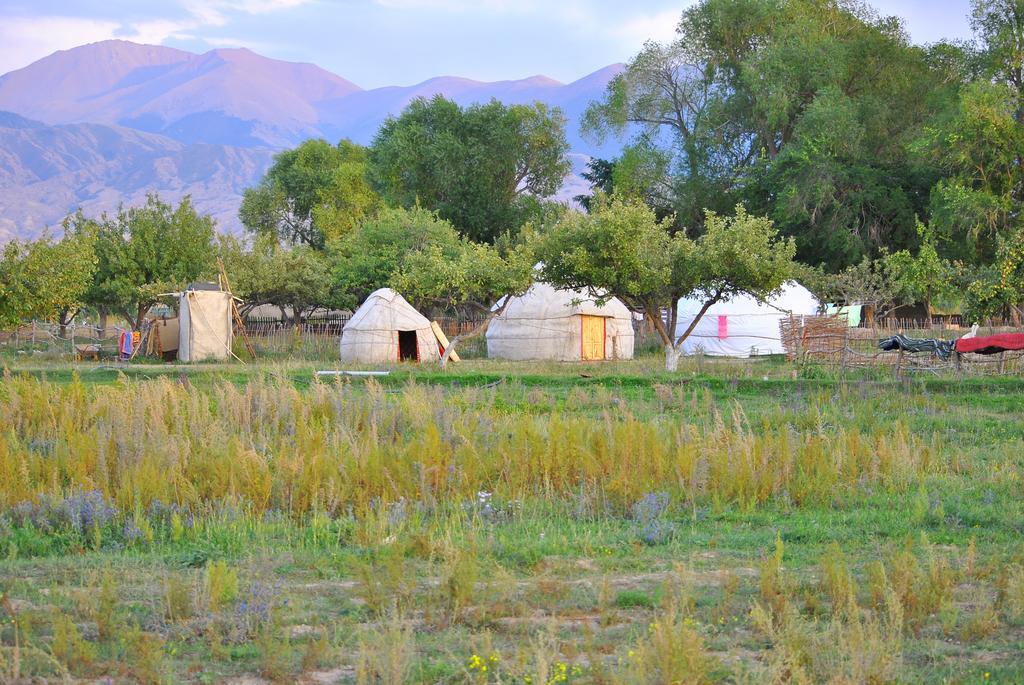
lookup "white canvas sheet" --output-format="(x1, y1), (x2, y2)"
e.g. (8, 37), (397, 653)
(178, 290), (233, 362)
(675, 281), (820, 358)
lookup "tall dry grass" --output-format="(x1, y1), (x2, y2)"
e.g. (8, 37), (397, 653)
(0, 375), (941, 516)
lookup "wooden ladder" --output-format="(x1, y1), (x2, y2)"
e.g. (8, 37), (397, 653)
(217, 257), (256, 359)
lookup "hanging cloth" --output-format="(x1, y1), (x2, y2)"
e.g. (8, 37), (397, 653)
(955, 333), (1024, 355)
(120, 330), (134, 359)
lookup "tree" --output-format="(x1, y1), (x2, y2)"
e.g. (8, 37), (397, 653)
(538, 195), (795, 371)
(240, 139), (380, 248)
(972, 0), (1024, 114)
(330, 206), (465, 310)
(573, 158), (616, 211)
(584, 0), (949, 268)
(920, 80), (1024, 264)
(884, 221), (959, 319)
(582, 37), (743, 234)
(963, 226), (1024, 323)
(219, 235), (335, 324)
(369, 96), (570, 243)
(84, 195), (216, 331)
(802, 258), (905, 326)
(393, 237), (535, 368)
(0, 230), (96, 328)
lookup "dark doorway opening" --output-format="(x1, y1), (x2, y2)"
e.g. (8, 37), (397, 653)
(398, 330), (418, 361)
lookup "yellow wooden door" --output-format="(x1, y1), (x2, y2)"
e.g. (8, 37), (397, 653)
(580, 315), (606, 361)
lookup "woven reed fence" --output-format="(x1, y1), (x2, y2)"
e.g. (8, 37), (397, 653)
(780, 316), (1024, 377)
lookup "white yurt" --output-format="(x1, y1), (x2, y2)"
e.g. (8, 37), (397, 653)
(486, 282), (635, 361)
(339, 288), (439, 363)
(178, 284), (234, 362)
(675, 281), (820, 358)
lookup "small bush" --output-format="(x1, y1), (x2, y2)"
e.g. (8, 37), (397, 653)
(205, 560), (239, 612)
(164, 573), (194, 622)
(614, 590), (654, 609)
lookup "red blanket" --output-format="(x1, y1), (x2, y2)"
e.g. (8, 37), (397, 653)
(955, 333), (1024, 355)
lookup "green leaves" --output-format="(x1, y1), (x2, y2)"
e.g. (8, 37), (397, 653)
(330, 206), (461, 310)
(368, 96), (570, 244)
(689, 205), (795, 304)
(539, 195), (794, 355)
(82, 195), (216, 329)
(220, 235), (334, 321)
(922, 81), (1024, 263)
(582, 0), (948, 269)
(240, 138), (381, 249)
(0, 230), (97, 327)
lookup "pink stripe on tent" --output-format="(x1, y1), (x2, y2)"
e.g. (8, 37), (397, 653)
(718, 315), (728, 340)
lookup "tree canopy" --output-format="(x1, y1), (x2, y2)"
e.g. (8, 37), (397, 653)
(219, 235), (335, 323)
(0, 230), (96, 328)
(77, 195), (216, 330)
(240, 139), (381, 249)
(369, 96), (570, 243)
(330, 206), (463, 311)
(583, 0), (952, 269)
(539, 195), (795, 370)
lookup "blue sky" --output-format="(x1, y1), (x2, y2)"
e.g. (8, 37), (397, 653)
(0, 0), (975, 87)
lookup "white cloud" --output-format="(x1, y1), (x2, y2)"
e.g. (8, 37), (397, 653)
(611, 8), (681, 49)
(229, 0), (312, 12)
(372, 0), (523, 9)
(0, 16), (121, 74)
(181, 0), (313, 24)
(117, 19), (197, 44)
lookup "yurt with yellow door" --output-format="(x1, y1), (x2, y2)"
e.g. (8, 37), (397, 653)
(339, 288), (439, 363)
(486, 282), (634, 361)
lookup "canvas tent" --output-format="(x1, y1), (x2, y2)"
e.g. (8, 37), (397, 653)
(178, 284), (233, 362)
(486, 282), (635, 361)
(675, 281), (820, 358)
(339, 288), (439, 363)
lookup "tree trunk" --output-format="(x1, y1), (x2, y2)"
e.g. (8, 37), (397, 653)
(136, 303), (148, 332)
(672, 293), (721, 350)
(439, 316), (494, 370)
(862, 304), (875, 327)
(99, 308), (108, 338)
(120, 309), (137, 333)
(664, 345), (682, 372)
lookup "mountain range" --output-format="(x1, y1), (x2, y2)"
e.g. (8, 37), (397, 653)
(0, 40), (624, 240)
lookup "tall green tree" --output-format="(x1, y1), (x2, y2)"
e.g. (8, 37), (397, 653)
(82, 195), (216, 330)
(369, 96), (570, 243)
(538, 195), (795, 371)
(972, 0), (1024, 113)
(919, 81), (1024, 263)
(0, 230), (96, 328)
(240, 139), (381, 248)
(584, 0), (949, 268)
(915, 2), (1024, 265)
(884, 221), (959, 318)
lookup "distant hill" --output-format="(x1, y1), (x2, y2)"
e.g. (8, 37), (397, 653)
(0, 112), (274, 241)
(0, 41), (625, 240)
(0, 41), (362, 149)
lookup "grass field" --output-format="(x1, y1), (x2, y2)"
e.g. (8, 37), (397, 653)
(2, 356), (1024, 683)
